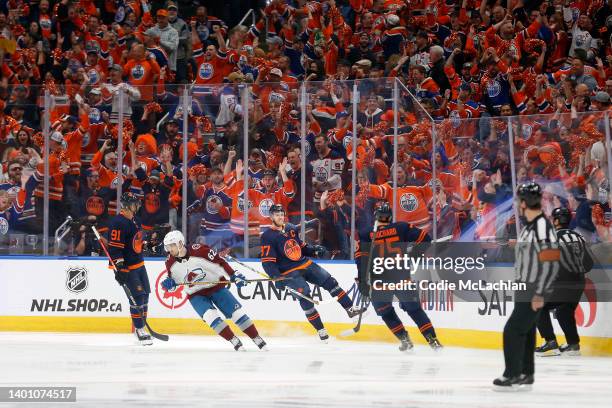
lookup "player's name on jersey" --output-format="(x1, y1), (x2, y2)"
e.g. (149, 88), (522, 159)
(372, 279), (527, 292)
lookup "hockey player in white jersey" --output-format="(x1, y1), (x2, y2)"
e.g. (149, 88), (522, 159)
(162, 230), (267, 351)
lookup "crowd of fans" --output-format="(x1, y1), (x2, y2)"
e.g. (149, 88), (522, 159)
(0, 0), (611, 259)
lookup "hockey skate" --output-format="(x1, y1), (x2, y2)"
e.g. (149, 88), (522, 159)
(231, 337), (246, 351)
(253, 335), (269, 351)
(398, 333), (414, 352)
(535, 340), (560, 357)
(426, 334), (443, 350)
(135, 328), (153, 346)
(318, 328), (330, 343)
(559, 343), (581, 356)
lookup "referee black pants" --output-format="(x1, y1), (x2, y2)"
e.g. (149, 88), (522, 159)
(503, 300), (542, 378)
(537, 301), (580, 345)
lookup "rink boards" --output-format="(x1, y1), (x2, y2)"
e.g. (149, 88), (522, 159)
(1, 257), (611, 355)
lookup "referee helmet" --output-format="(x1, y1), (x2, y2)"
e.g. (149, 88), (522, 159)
(517, 182), (542, 208)
(552, 207), (572, 228)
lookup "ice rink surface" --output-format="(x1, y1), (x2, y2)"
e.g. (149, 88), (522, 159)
(0, 332), (610, 408)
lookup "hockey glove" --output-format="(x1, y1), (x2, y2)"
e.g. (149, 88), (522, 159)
(230, 272), (248, 288)
(113, 260), (129, 285)
(161, 277), (177, 291)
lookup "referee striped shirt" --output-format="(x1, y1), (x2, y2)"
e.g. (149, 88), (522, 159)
(556, 228), (590, 275)
(515, 213), (560, 295)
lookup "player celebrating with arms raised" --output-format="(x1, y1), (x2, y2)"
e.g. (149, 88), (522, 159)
(261, 204), (360, 342)
(162, 230), (268, 351)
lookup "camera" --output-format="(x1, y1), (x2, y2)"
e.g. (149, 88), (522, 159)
(144, 223), (172, 256)
(70, 215), (98, 237)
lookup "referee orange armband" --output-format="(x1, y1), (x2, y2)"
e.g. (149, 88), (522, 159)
(538, 248), (561, 262)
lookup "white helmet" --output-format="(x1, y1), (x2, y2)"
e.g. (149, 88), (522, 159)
(163, 230), (186, 253)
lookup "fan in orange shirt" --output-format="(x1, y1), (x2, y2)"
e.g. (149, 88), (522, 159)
(123, 43), (161, 102)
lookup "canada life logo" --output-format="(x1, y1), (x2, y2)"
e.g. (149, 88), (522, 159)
(155, 270), (188, 309)
(575, 278), (597, 328)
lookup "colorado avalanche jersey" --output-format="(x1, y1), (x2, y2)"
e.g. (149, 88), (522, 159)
(165, 244), (235, 298)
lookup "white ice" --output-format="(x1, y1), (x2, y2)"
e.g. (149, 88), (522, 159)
(0, 332), (610, 408)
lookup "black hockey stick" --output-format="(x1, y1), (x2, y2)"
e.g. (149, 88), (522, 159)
(223, 254), (329, 305)
(92, 226), (169, 341)
(339, 294), (370, 337)
(340, 224), (379, 337)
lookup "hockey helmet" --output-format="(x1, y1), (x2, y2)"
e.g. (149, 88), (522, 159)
(120, 191), (141, 209)
(163, 230), (186, 253)
(268, 204), (285, 217)
(375, 201), (393, 222)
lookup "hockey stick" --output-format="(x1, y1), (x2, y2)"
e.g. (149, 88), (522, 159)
(339, 295), (370, 337)
(223, 254), (324, 305)
(339, 223), (379, 337)
(91, 226), (169, 341)
(175, 277), (287, 286)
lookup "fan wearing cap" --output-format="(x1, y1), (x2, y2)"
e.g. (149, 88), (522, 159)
(357, 95), (384, 128)
(380, 14), (407, 58)
(58, 106), (91, 178)
(591, 91), (610, 112)
(252, 66), (290, 114)
(144, 8), (179, 72)
(134, 167), (174, 232)
(165, 2), (191, 83)
(445, 81), (481, 125)
(77, 167), (113, 231)
(347, 33), (377, 66)
(83, 41), (107, 86)
(0, 160), (29, 217)
(142, 28), (169, 71)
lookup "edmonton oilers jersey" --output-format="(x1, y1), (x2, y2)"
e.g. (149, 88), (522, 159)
(202, 186), (232, 231)
(107, 214), (145, 270)
(261, 223), (312, 278)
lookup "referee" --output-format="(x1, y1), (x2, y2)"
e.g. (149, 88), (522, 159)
(535, 207), (593, 357)
(493, 182), (560, 390)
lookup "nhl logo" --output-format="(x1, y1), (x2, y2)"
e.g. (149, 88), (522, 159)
(66, 267), (88, 293)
